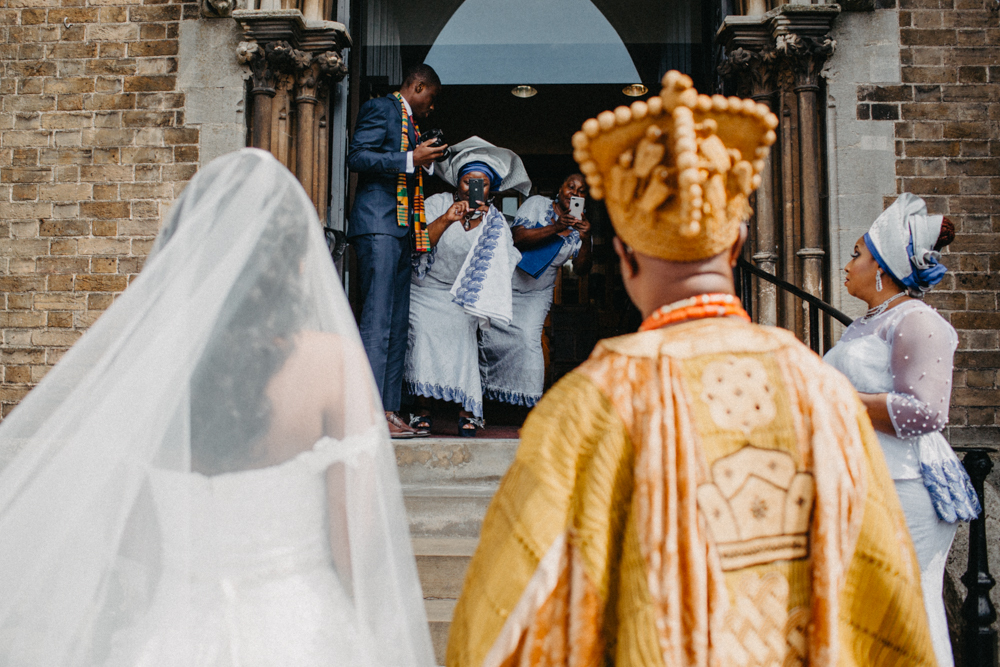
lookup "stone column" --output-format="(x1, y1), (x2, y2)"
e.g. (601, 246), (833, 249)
(293, 50), (319, 204)
(238, 41), (277, 151)
(778, 34), (835, 316)
(233, 10), (351, 212)
(301, 0), (323, 21)
(720, 46), (781, 326)
(314, 50), (348, 215)
(238, 41), (296, 154)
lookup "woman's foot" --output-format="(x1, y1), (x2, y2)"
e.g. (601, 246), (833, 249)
(408, 413), (432, 435)
(386, 411), (425, 439)
(458, 413), (483, 438)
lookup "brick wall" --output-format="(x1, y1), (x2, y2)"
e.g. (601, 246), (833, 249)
(855, 0), (999, 445)
(0, 0), (199, 416)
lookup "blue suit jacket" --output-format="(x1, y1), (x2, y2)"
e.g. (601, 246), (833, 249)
(347, 95), (417, 239)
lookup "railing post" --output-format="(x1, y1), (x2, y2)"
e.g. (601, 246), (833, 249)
(958, 447), (998, 667)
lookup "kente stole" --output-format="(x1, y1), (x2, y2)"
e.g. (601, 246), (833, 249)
(392, 92), (429, 252)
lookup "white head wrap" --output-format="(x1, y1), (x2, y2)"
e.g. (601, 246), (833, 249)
(864, 192), (947, 294)
(438, 136), (532, 196)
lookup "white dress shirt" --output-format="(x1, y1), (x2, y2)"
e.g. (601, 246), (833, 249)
(399, 94), (434, 176)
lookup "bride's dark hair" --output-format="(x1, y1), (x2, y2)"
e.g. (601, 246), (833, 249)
(190, 193), (311, 474)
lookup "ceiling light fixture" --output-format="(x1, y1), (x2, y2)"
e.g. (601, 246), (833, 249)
(622, 83), (648, 97)
(511, 85), (537, 98)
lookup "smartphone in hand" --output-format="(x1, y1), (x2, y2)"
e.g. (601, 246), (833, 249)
(568, 196), (585, 220)
(468, 178), (485, 208)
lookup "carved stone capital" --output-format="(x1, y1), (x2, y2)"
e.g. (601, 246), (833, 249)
(237, 41), (276, 97)
(237, 40), (300, 97)
(268, 40), (299, 72)
(775, 34), (836, 90)
(315, 50), (348, 82)
(719, 46), (780, 101)
(294, 54), (320, 104)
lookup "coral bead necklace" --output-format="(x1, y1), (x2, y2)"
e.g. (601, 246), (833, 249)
(639, 293), (750, 332)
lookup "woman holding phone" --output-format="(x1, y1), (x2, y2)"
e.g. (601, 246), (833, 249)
(404, 137), (530, 436)
(479, 174), (593, 410)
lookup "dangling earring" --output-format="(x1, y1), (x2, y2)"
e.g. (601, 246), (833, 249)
(875, 269), (883, 292)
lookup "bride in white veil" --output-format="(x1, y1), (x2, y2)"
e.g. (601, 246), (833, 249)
(0, 149), (435, 667)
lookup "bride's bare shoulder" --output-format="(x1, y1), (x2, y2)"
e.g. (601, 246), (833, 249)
(289, 332), (367, 370)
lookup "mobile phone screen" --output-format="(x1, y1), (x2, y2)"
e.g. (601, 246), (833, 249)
(468, 178), (485, 207)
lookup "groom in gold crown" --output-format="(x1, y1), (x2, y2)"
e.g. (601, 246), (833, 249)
(446, 73), (935, 667)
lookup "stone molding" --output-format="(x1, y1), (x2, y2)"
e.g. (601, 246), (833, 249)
(233, 9), (351, 53)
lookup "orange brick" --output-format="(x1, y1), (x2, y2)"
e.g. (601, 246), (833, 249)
(79, 200), (129, 219)
(76, 274), (127, 291)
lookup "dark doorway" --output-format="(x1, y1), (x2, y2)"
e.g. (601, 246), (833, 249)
(346, 0), (722, 431)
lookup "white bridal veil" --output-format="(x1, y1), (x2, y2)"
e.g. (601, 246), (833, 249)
(0, 149), (435, 667)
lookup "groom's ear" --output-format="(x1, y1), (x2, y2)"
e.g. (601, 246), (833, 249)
(729, 223), (748, 268)
(613, 237), (639, 280)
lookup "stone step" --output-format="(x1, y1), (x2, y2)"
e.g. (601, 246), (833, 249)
(414, 539), (477, 665)
(398, 438), (517, 539)
(424, 598), (457, 666)
(413, 537), (477, 599)
(399, 439), (517, 665)
(396, 437), (519, 487)
(404, 484), (496, 538)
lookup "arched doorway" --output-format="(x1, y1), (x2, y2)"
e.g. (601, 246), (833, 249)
(347, 0), (717, 424)
(424, 0), (641, 85)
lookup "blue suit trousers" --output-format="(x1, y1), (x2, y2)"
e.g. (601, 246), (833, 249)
(353, 233), (411, 412)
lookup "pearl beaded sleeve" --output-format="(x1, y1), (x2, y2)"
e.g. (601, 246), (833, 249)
(885, 307), (958, 438)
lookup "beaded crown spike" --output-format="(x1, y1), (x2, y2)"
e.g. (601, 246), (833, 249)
(572, 71), (779, 262)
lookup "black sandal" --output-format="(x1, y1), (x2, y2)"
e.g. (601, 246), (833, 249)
(409, 413), (432, 434)
(458, 416), (480, 438)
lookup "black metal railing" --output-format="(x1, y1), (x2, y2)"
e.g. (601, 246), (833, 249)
(955, 447), (998, 667)
(734, 258), (852, 354)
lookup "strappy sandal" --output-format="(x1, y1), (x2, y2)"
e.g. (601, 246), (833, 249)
(386, 411), (420, 439)
(458, 416), (482, 438)
(409, 413), (432, 435)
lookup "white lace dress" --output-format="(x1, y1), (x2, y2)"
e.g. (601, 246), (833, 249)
(405, 192), (519, 418)
(479, 196), (582, 407)
(111, 436), (380, 667)
(824, 299), (979, 667)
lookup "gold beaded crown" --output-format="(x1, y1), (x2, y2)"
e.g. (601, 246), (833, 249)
(572, 71), (778, 262)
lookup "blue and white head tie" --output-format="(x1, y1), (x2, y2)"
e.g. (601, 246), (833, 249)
(438, 136), (532, 196)
(458, 161), (502, 190)
(863, 193), (947, 295)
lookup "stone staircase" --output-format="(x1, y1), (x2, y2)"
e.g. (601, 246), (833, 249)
(396, 437), (518, 665)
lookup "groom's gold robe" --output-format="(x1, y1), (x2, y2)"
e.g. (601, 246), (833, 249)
(447, 318), (935, 667)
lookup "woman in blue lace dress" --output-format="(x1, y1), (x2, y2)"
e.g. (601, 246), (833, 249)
(478, 174), (593, 409)
(824, 194), (979, 667)
(404, 138), (530, 435)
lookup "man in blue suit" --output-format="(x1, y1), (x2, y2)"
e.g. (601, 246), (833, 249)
(348, 64), (446, 438)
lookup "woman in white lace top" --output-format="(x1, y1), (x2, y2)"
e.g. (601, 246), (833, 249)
(824, 194), (979, 667)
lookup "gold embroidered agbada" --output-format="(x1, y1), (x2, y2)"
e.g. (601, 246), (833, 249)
(446, 318), (935, 667)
